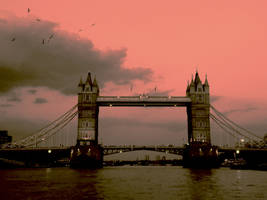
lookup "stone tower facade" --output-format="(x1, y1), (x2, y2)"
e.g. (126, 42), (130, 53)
(77, 72), (99, 146)
(186, 71), (211, 144)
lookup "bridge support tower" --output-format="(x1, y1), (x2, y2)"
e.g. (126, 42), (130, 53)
(70, 72), (103, 168)
(184, 71), (219, 168)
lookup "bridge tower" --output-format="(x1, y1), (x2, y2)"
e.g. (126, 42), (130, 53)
(77, 72), (99, 146)
(70, 72), (103, 168)
(186, 71), (211, 144)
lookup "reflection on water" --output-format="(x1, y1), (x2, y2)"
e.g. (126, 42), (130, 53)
(0, 166), (266, 200)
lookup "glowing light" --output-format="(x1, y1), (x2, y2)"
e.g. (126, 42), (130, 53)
(236, 150), (240, 154)
(48, 149), (52, 154)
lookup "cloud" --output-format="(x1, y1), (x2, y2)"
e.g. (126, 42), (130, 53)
(33, 97), (48, 104)
(27, 89), (37, 94)
(0, 13), (153, 95)
(0, 104), (13, 107)
(210, 95), (221, 103)
(223, 107), (258, 116)
(2, 90), (22, 102)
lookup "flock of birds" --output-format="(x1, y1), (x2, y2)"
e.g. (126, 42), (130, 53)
(9, 8), (158, 94)
(10, 8), (96, 44)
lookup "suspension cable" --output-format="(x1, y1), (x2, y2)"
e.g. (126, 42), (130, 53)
(35, 111), (78, 146)
(210, 113), (251, 140)
(15, 104), (78, 146)
(26, 111), (78, 147)
(210, 104), (262, 140)
(210, 110), (254, 141)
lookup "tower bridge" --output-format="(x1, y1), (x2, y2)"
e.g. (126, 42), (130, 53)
(0, 70), (265, 168)
(77, 70), (211, 147)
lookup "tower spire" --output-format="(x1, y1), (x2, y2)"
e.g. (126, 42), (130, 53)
(92, 76), (98, 88)
(204, 73), (209, 86)
(78, 77), (83, 87)
(85, 72), (93, 86)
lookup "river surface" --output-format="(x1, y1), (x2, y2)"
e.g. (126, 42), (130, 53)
(0, 166), (267, 200)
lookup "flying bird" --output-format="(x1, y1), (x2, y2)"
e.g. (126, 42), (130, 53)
(78, 29), (83, 32)
(91, 23), (95, 26)
(11, 38), (16, 42)
(42, 39), (45, 44)
(36, 18), (41, 22)
(27, 8), (30, 13)
(49, 34), (54, 39)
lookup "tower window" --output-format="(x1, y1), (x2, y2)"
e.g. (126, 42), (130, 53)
(86, 94), (90, 101)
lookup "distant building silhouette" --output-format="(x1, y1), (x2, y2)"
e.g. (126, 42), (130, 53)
(0, 130), (12, 147)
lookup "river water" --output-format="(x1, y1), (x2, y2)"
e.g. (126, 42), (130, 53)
(0, 166), (266, 200)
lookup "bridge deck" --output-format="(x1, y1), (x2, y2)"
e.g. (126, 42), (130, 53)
(97, 96), (191, 107)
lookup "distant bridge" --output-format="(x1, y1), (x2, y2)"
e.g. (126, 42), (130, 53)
(103, 145), (185, 155)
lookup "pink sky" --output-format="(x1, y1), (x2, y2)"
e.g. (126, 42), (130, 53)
(1, 0), (267, 145)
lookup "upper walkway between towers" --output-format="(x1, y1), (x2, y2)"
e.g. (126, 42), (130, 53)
(96, 96), (192, 107)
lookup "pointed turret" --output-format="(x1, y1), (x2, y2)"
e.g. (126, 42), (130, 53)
(78, 77), (83, 87)
(92, 76), (98, 87)
(92, 76), (99, 93)
(194, 71), (202, 85)
(186, 80), (190, 94)
(204, 73), (209, 94)
(85, 72), (93, 86)
(204, 74), (209, 86)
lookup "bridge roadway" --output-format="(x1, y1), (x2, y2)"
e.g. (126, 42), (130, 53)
(96, 96), (191, 107)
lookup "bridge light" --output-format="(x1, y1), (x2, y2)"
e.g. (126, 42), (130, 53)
(174, 105), (177, 107)
(236, 149), (240, 154)
(109, 104), (112, 107)
(240, 138), (245, 143)
(48, 149), (52, 154)
(119, 150), (122, 153)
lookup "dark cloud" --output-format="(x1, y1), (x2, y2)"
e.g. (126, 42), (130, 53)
(0, 14), (153, 95)
(210, 95), (221, 103)
(3, 90), (22, 102)
(0, 104), (13, 107)
(7, 95), (21, 102)
(27, 89), (37, 94)
(223, 107), (258, 116)
(34, 97), (48, 104)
